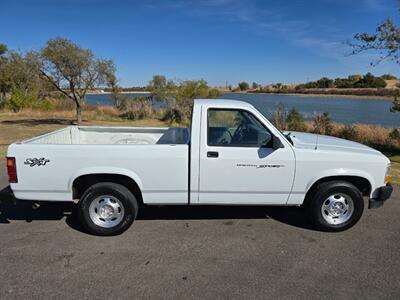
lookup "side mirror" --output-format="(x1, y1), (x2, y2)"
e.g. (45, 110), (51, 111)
(272, 136), (284, 150)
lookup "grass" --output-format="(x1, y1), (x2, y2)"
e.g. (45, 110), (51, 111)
(0, 108), (399, 185)
(391, 163), (400, 186)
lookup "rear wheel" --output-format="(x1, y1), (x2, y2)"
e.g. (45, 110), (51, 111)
(79, 182), (138, 236)
(305, 181), (364, 231)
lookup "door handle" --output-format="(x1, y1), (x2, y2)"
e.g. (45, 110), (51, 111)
(207, 151), (219, 158)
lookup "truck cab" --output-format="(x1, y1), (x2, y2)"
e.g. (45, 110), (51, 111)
(190, 99), (295, 205)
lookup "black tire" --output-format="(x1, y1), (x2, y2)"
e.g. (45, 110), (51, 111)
(304, 181), (364, 232)
(78, 182), (138, 236)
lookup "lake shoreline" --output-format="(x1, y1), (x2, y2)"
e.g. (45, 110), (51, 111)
(236, 92), (392, 101)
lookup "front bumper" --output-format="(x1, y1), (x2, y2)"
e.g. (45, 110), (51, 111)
(369, 183), (393, 209)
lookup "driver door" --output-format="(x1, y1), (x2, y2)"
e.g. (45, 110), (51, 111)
(198, 108), (295, 205)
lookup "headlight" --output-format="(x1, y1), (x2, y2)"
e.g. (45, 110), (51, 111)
(385, 163), (391, 183)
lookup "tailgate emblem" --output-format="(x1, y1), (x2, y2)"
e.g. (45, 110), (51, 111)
(24, 158), (50, 167)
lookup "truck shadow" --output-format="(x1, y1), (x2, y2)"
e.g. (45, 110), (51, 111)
(1, 118), (74, 126)
(0, 186), (314, 233)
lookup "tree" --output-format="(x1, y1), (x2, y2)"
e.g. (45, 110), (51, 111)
(349, 16), (400, 111)
(0, 49), (51, 111)
(316, 77), (334, 88)
(350, 17), (400, 66)
(176, 79), (210, 117)
(147, 74), (176, 107)
(348, 74), (362, 82)
(238, 81), (249, 91)
(252, 82), (259, 89)
(286, 108), (306, 131)
(381, 74), (397, 80)
(0, 43), (8, 102)
(354, 72), (387, 88)
(40, 37), (116, 123)
(148, 75), (221, 124)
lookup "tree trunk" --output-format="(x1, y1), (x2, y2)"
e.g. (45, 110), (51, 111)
(75, 99), (82, 124)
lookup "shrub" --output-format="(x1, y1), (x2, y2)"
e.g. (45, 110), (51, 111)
(3, 85), (55, 112)
(381, 74), (397, 80)
(119, 96), (153, 120)
(338, 125), (358, 140)
(33, 99), (54, 111)
(238, 81), (249, 91)
(286, 108), (306, 131)
(161, 107), (184, 124)
(391, 95), (400, 112)
(207, 88), (222, 98)
(389, 128), (400, 141)
(313, 112), (333, 135)
(272, 103), (286, 130)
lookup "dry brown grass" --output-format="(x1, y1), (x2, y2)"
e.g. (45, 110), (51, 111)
(303, 121), (400, 150)
(385, 80), (399, 89)
(391, 163), (400, 186)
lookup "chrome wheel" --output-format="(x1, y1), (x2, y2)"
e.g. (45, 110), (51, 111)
(321, 193), (354, 225)
(89, 195), (125, 228)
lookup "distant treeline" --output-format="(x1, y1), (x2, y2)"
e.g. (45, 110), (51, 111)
(272, 87), (400, 97)
(297, 73), (390, 89)
(104, 86), (148, 92)
(238, 73), (400, 97)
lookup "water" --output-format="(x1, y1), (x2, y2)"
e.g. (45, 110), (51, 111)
(85, 92), (399, 127)
(85, 92), (151, 105)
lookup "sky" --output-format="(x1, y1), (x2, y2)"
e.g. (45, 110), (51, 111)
(0, 0), (398, 87)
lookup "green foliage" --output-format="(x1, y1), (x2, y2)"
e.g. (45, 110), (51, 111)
(174, 79), (210, 120)
(5, 85), (53, 112)
(354, 72), (386, 88)
(392, 95), (400, 112)
(252, 82), (259, 89)
(272, 83), (289, 93)
(349, 16), (400, 113)
(316, 77), (334, 88)
(238, 81), (249, 91)
(148, 75), (221, 124)
(389, 128), (400, 141)
(286, 108), (306, 131)
(0, 44), (7, 56)
(313, 112), (333, 135)
(147, 75), (177, 106)
(207, 88), (222, 98)
(338, 125), (358, 140)
(41, 37), (116, 123)
(381, 74), (397, 80)
(161, 108), (184, 124)
(299, 73), (386, 89)
(350, 17), (400, 65)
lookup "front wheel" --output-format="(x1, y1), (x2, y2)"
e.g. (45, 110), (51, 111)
(305, 181), (364, 232)
(78, 182), (138, 236)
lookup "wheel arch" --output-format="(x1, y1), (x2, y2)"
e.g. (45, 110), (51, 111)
(70, 168), (143, 205)
(305, 175), (372, 202)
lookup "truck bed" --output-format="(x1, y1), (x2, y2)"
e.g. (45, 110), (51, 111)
(9, 126), (190, 204)
(22, 126), (190, 145)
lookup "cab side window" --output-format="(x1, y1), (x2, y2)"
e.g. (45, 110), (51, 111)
(207, 109), (272, 147)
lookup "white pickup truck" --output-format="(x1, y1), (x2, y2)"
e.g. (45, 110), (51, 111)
(6, 99), (393, 235)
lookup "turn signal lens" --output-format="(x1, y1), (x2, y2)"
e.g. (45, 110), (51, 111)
(6, 157), (17, 183)
(385, 164), (391, 183)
